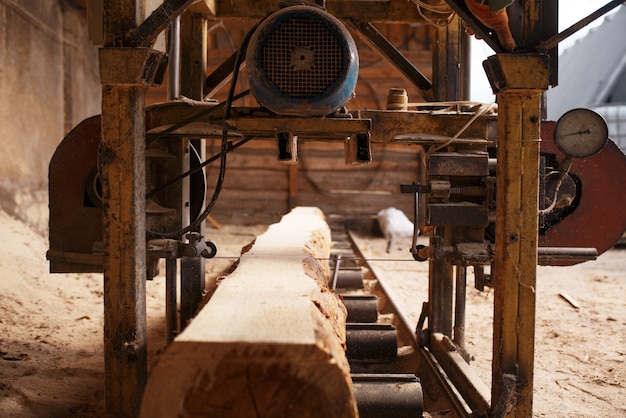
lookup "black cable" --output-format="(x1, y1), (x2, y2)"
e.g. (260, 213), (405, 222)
(145, 136), (255, 200)
(148, 19), (261, 239)
(146, 89), (250, 143)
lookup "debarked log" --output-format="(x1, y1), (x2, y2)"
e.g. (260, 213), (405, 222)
(140, 207), (357, 417)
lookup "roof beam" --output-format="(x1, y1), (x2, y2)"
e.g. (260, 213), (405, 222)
(125, 0), (196, 47)
(194, 0), (452, 24)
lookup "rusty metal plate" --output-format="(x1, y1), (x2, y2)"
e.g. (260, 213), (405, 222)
(48, 115), (103, 273)
(539, 121), (626, 265)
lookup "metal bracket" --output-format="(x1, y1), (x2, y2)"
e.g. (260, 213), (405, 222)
(147, 234), (217, 259)
(483, 53), (550, 93)
(99, 48), (168, 86)
(276, 132), (298, 164)
(346, 18), (434, 101)
(345, 132), (372, 165)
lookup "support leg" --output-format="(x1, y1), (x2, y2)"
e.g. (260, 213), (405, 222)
(488, 54), (549, 418)
(101, 83), (148, 418)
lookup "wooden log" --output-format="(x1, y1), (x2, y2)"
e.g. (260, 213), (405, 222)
(140, 207), (357, 418)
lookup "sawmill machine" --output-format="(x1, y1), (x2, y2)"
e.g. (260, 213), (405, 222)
(47, 0), (626, 416)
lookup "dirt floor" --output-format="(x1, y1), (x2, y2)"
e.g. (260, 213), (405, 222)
(0, 208), (624, 417)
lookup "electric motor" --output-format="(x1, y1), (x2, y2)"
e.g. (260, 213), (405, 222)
(246, 5), (359, 116)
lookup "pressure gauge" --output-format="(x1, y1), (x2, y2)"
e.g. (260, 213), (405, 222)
(554, 108), (609, 158)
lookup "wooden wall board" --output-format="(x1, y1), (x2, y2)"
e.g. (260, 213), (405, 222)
(203, 139), (420, 225)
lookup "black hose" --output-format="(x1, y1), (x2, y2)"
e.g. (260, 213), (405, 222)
(147, 19), (262, 239)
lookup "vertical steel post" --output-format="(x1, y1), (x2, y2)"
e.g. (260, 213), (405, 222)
(487, 53), (549, 417)
(428, 13), (469, 339)
(485, 1), (556, 415)
(101, 82), (148, 418)
(100, 2), (147, 416)
(168, 16), (181, 101)
(180, 10), (208, 327)
(453, 265), (466, 348)
(165, 258), (178, 342)
(428, 239), (454, 336)
(180, 10), (207, 100)
(434, 14), (464, 102)
(288, 164), (299, 209)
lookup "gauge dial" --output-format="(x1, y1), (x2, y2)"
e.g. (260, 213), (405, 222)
(554, 108), (609, 158)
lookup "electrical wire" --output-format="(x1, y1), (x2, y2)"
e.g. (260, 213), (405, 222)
(409, 0), (455, 27)
(538, 157), (573, 216)
(146, 89), (250, 143)
(205, 255), (423, 263)
(145, 136), (255, 200)
(422, 101), (498, 155)
(147, 20), (262, 238)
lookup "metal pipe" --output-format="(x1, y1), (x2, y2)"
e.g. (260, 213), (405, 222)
(352, 374), (424, 418)
(165, 258), (178, 343)
(168, 16), (181, 100)
(125, 0), (195, 48)
(346, 324), (398, 363)
(342, 295), (379, 323)
(538, 247), (598, 265)
(453, 265), (466, 349)
(334, 270), (364, 290)
(429, 229), (454, 337)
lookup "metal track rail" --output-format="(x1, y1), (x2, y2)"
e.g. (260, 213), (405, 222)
(326, 227), (422, 417)
(326, 226), (475, 417)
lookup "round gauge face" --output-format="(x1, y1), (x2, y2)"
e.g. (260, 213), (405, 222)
(554, 108), (609, 158)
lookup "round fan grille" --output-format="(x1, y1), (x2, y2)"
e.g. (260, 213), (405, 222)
(262, 17), (343, 98)
(246, 6), (358, 116)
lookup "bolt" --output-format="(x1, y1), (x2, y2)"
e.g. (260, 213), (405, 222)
(433, 247), (447, 260)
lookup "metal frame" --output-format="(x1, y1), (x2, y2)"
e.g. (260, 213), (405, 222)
(96, 1), (620, 416)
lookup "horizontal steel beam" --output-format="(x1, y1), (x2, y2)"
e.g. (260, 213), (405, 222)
(144, 101), (496, 145)
(194, 0), (451, 24)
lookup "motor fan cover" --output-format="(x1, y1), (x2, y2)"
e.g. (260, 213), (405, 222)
(246, 6), (359, 116)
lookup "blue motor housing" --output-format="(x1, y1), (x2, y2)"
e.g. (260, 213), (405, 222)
(246, 6), (359, 116)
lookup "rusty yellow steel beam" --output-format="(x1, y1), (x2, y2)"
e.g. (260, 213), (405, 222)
(100, 81), (148, 417)
(360, 109), (495, 143)
(143, 102), (496, 145)
(230, 115), (371, 138)
(488, 53), (549, 418)
(100, 1), (165, 417)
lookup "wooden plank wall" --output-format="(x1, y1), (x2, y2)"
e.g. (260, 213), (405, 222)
(205, 139), (422, 225)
